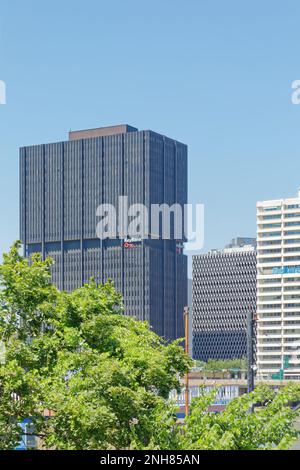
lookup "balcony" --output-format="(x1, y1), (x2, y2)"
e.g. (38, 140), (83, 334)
(283, 340), (300, 347)
(258, 261), (281, 267)
(257, 252), (282, 259)
(283, 332), (300, 338)
(283, 325), (300, 331)
(282, 302), (300, 308)
(258, 292), (282, 298)
(258, 317), (282, 324)
(257, 227), (282, 235)
(257, 209), (282, 217)
(257, 242), (282, 250)
(257, 236), (282, 244)
(257, 308), (282, 315)
(287, 359), (300, 365)
(283, 215), (300, 222)
(284, 282), (300, 289)
(258, 327), (282, 334)
(256, 350), (282, 356)
(257, 332), (282, 344)
(282, 261), (300, 267)
(284, 208), (300, 215)
(283, 241), (300, 249)
(258, 282), (282, 289)
(283, 234), (300, 241)
(283, 290), (300, 296)
(283, 316), (300, 322)
(258, 342), (282, 348)
(257, 298), (282, 304)
(257, 359), (282, 365)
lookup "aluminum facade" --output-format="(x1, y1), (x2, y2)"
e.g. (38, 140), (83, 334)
(192, 250), (257, 360)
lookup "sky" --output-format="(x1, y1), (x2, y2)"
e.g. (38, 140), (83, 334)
(1, 0), (300, 267)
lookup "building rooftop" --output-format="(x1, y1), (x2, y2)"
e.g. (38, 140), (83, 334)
(69, 124), (138, 141)
(257, 188), (300, 206)
(204, 237), (256, 255)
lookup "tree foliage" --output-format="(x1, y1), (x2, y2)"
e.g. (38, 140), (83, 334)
(196, 358), (247, 372)
(180, 383), (300, 450)
(1, 243), (300, 450)
(0, 242), (191, 450)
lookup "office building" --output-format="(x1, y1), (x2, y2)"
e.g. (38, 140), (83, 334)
(257, 190), (300, 379)
(192, 238), (256, 361)
(20, 124), (188, 341)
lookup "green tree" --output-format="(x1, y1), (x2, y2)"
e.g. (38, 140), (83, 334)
(1, 243), (300, 451)
(0, 242), (191, 450)
(204, 358), (247, 372)
(180, 383), (300, 450)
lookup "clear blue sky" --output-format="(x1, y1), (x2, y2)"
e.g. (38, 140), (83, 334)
(1, 0), (300, 264)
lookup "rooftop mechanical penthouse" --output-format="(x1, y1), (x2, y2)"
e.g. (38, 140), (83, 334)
(20, 124), (188, 341)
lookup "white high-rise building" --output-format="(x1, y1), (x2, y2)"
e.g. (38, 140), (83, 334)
(257, 190), (300, 379)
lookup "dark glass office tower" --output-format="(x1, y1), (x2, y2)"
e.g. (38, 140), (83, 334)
(20, 125), (188, 340)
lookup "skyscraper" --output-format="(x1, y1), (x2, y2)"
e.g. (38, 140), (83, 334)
(257, 190), (300, 379)
(20, 124), (188, 341)
(192, 238), (256, 361)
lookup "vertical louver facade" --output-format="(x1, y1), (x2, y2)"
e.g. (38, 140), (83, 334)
(20, 125), (188, 341)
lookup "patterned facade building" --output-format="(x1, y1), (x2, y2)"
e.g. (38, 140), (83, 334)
(192, 239), (256, 360)
(20, 125), (188, 341)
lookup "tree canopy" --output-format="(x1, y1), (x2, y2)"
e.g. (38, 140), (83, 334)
(180, 384), (300, 450)
(0, 242), (300, 450)
(0, 242), (191, 450)
(195, 358), (247, 372)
